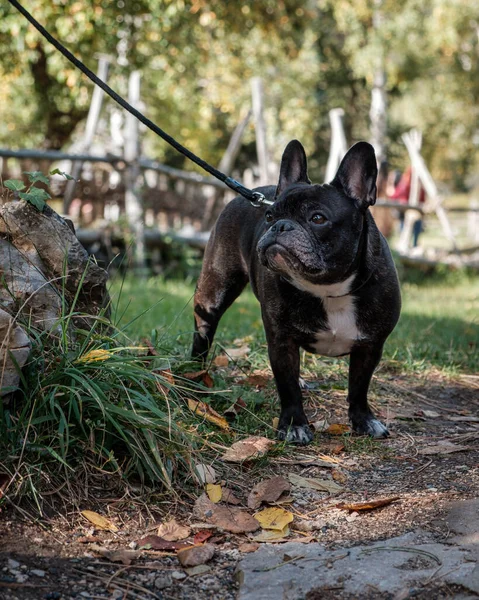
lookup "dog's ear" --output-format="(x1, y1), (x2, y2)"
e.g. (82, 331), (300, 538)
(331, 142), (378, 209)
(274, 140), (311, 200)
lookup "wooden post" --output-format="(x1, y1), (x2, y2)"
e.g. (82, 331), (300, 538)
(63, 56), (111, 213)
(402, 131), (458, 252)
(251, 77), (270, 185)
(325, 108), (347, 182)
(201, 109), (252, 229)
(124, 70), (146, 272)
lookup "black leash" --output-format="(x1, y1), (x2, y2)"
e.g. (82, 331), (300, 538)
(7, 0), (272, 207)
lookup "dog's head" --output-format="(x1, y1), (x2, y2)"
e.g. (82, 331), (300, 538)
(257, 139), (378, 285)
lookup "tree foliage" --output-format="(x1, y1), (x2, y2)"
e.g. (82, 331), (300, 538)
(0, 0), (477, 186)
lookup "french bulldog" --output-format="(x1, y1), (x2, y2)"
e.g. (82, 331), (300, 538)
(192, 140), (401, 444)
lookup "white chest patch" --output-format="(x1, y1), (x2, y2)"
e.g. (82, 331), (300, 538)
(289, 273), (363, 357)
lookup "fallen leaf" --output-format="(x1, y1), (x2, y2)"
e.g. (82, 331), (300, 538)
(193, 463), (216, 485)
(214, 355), (229, 367)
(336, 497), (400, 511)
(90, 545), (139, 565)
(184, 564), (211, 576)
(177, 543), (215, 567)
(221, 436), (275, 463)
(206, 483), (222, 503)
(143, 338), (160, 356)
(81, 510), (118, 532)
(77, 349), (111, 363)
(245, 374), (269, 388)
(418, 443), (469, 455)
(77, 536), (102, 544)
(247, 477), (290, 510)
(225, 345), (250, 359)
(181, 370), (214, 388)
(326, 423), (350, 435)
(193, 530), (213, 544)
(311, 419), (330, 432)
(157, 518), (191, 541)
(254, 507), (294, 531)
(238, 542), (260, 553)
(331, 469), (348, 484)
(224, 397), (247, 421)
(137, 535), (189, 551)
(272, 417), (279, 430)
(288, 473), (342, 494)
(252, 526), (290, 542)
(188, 399), (230, 431)
(155, 369), (175, 396)
(221, 488), (242, 505)
(193, 494), (259, 533)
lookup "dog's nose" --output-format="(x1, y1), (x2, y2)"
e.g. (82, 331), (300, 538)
(271, 219), (296, 234)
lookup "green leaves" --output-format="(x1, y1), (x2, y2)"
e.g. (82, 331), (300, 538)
(4, 179), (26, 192)
(50, 168), (75, 180)
(24, 170), (50, 185)
(19, 187), (51, 212)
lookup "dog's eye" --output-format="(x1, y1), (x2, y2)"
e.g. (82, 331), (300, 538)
(311, 214), (326, 225)
(265, 211), (274, 223)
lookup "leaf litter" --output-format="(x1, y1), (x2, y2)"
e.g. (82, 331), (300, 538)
(247, 476), (290, 510)
(221, 436), (275, 462)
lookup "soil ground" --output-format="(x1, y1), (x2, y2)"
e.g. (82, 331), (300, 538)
(1, 372), (478, 600)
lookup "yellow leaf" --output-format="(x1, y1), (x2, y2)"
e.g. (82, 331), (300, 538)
(254, 507), (293, 531)
(252, 525), (290, 542)
(188, 399), (230, 431)
(206, 483), (222, 503)
(81, 510), (118, 532)
(77, 349), (111, 363)
(326, 423), (350, 435)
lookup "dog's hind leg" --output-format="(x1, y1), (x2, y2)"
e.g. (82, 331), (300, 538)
(192, 248), (248, 365)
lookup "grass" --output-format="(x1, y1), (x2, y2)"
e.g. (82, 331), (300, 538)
(111, 269), (479, 375)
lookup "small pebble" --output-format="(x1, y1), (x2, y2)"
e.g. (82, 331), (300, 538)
(171, 570), (187, 580)
(31, 569), (46, 577)
(128, 541), (138, 550)
(7, 559), (20, 570)
(154, 574), (173, 590)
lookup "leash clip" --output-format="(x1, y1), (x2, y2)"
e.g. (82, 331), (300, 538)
(250, 192), (274, 208)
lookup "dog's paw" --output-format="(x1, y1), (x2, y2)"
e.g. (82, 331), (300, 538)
(352, 416), (389, 438)
(277, 424), (314, 445)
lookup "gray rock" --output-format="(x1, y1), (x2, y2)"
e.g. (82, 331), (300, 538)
(7, 558), (20, 570)
(154, 574), (173, 589)
(30, 569), (46, 577)
(171, 570), (187, 580)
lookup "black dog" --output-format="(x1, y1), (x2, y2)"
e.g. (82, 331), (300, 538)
(192, 140), (401, 444)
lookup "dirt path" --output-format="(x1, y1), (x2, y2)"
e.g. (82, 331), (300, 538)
(0, 373), (478, 599)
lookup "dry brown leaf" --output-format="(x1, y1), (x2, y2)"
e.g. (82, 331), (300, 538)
(222, 488), (242, 505)
(137, 535), (189, 551)
(288, 473), (342, 494)
(193, 494), (259, 533)
(326, 423), (350, 435)
(245, 374), (269, 388)
(188, 399), (230, 431)
(155, 368), (176, 396)
(177, 543), (215, 567)
(193, 530), (213, 544)
(181, 370), (214, 388)
(254, 507), (294, 531)
(193, 463), (216, 485)
(206, 483), (222, 503)
(247, 477), (290, 510)
(331, 469), (348, 484)
(418, 442), (469, 455)
(224, 397), (247, 421)
(238, 542), (260, 553)
(311, 419), (330, 432)
(221, 436), (275, 463)
(336, 497), (400, 511)
(90, 545), (139, 565)
(77, 536), (102, 544)
(214, 355), (229, 367)
(225, 345), (250, 359)
(81, 510), (118, 532)
(157, 518), (191, 541)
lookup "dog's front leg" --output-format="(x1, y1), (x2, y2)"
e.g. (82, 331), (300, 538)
(348, 345), (389, 438)
(266, 333), (314, 445)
